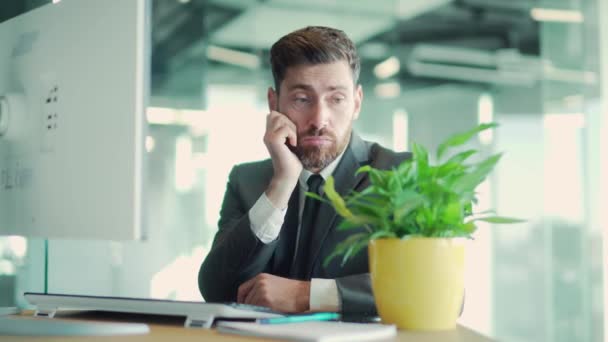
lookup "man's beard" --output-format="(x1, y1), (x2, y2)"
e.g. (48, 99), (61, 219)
(295, 125), (351, 171)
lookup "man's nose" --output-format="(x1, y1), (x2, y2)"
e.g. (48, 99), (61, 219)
(308, 101), (329, 129)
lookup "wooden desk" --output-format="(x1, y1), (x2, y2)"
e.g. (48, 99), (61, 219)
(4, 312), (495, 342)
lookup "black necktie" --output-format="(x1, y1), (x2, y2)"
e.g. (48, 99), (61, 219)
(291, 174), (324, 279)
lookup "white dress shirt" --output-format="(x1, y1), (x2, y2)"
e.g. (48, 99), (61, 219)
(248, 149), (347, 312)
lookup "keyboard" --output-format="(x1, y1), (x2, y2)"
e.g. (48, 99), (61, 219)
(24, 292), (285, 322)
(223, 302), (283, 314)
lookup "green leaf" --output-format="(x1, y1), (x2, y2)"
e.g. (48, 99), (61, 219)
(393, 190), (424, 222)
(369, 230), (397, 240)
(344, 213), (384, 227)
(470, 216), (526, 224)
(340, 239), (369, 266)
(436, 162), (465, 179)
(322, 176), (355, 220)
(349, 200), (387, 219)
(444, 149), (477, 165)
(437, 149), (477, 178)
(304, 192), (329, 204)
(397, 160), (413, 175)
(347, 192), (389, 209)
(441, 201), (462, 224)
(387, 172), (401, 193)
(323, 232), (368, 267)
(437, 123), (498, 159)
(337, 219), (367, 231)
(452, 153), (502, 194)
(459, 222), (477, 235)
(355, 165), (373, 175)
(412, 142), (429, 170)
(368, 169), (389, 188)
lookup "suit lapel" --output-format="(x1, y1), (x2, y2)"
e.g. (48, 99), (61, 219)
(305, 133), (370, 277)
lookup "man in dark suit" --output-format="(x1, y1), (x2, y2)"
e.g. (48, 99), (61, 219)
(198, 26), (410, 315)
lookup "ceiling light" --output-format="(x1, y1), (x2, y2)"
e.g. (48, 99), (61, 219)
(375, 82), (401, 98)
(206, 45), (260, 69)
(543, 64), (597, 84)
(530, 8), (583, 23)
(392, 109), (409, 152)
(145, 136), (155, 153)
(374, 56), (400, 79)
(147, 107), (176, 125)
(562, 94), (584, 107)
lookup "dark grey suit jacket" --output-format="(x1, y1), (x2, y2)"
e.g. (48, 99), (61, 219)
(198, 133), (411, 314)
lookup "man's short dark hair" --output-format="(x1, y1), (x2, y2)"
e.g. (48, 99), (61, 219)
(269, 26), (360, 92)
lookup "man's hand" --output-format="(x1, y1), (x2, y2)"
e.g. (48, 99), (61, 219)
(264, 111), (303, 209)
(237, 273), (310, 313)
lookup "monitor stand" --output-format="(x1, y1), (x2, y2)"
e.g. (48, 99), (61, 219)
(0, 307), (149, 336)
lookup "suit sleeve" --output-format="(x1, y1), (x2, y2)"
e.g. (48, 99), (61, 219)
(335, 273), (378, 315)
(198, 166), (278, 302)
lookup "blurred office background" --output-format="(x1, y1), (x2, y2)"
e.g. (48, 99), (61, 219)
(1, 0), (607, 340)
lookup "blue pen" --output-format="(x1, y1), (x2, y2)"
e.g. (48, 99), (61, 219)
(257, 312), (340, 324)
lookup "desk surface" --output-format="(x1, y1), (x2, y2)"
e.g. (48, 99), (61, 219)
(4, 312), (495, 342)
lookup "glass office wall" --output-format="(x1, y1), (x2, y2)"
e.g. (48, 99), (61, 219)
(1, 0), (606, 340)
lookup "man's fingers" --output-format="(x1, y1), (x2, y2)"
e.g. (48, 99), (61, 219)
(272, 123), (286, 133)
(266, 111), (283, 130)
(267, 111), (296, 132)
(273, 125), (297, 146)
(244, 282), (261, 305)
(288, 130), (297, 147)
(237, 276), (257, 303)
(271, 120), (296, 135)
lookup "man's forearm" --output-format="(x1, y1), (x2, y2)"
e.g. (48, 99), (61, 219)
(249, 192), (287, 243)
(265, 175), (298, 209)
(198, 215), (277, 302)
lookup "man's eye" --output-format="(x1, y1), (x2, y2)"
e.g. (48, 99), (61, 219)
(295, 97), (309, 103)
(332, 97), (345, 104)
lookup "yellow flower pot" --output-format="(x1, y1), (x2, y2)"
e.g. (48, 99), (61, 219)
(369, 237), (465, 330)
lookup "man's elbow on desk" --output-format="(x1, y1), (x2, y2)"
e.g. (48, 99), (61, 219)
(198, 260), (234, 303)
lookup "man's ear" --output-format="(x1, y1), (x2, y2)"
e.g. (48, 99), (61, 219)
(267, 87), (278, 112)
(353, 84), (363, 120)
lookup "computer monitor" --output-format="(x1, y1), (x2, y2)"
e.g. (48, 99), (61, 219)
(0, 0), (149, 240)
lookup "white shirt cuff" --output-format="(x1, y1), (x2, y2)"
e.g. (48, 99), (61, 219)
(310, 278), (341, 312)
(248, 193), (287, 243)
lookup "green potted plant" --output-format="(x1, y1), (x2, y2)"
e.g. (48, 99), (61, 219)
(309, 123), (522, 331)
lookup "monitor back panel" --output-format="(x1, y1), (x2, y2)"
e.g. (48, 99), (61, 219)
(0, 0), (150, 240)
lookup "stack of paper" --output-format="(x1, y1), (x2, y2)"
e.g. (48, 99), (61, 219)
(216, 321), (397, 342)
